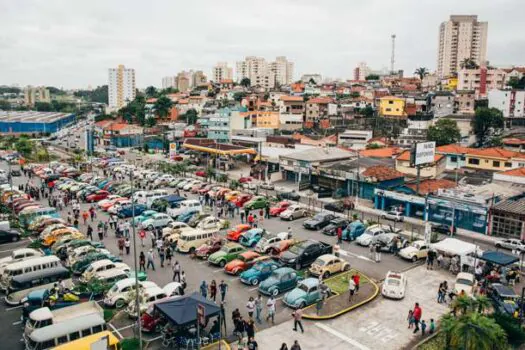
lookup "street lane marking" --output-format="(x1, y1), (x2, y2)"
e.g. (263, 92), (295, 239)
(12, 320), (22, 326)
(6, 305), (23, 311)
(108, 323), (124, 339)
(340, 249), (374, 262)
(213, 269), (224, 273)
(316, 323), (372, 350)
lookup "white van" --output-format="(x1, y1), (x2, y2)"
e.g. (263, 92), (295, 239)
(104, 279), (158, 308)
(146, 190), (170, 208)
(125, 285), (167, 318)
(177, 230), (217, 254)
(0, 256), (61, 291)
(0, 248), (43, 270)
(24, 313), (106, 350)
(80, 260), (130, 283)
(167, 199), (202, 218)
(133, 191), (148, 205)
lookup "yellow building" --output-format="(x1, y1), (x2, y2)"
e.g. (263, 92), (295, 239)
(440, 76), (458, 91)
(379, 96), (406, 119)
(244, 111), (280, 129)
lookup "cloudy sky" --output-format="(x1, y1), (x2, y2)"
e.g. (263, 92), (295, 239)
(1, 0), (523, 89)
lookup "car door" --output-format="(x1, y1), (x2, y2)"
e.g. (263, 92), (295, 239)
(308, 286), (319, 304)
(417, 245), (428, 259)
(0, 230), (7, 243)
(303, 245), (316, 265)
(280, 272), (292, 290)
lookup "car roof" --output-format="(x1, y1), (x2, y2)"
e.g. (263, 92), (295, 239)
(492, 283), (518, 297)
(224, 242), (243, 249)
(240, 251), (260, 259)
(273, 267), (295, 275)
(299, 278), (319, 288)
(316, 254), (338, 262)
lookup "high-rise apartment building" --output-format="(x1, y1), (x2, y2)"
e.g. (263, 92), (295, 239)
(212, 62), (233, 82)
(270, 56), (294, 85)
(24, 86), (50, 106)
(437, 15), (488, 78)
(162, 76), (177, 89)
(192, 71), (208, 87)
(353, 62), (370, 81)
(108, 64), (136, 109)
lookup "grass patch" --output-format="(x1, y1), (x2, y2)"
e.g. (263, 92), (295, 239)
(324, 270), (368, 295)
(121, 338), (142, 350)
(104, 308), (116, 322)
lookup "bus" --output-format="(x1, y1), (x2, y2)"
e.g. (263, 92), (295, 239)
(52, 331), (121, 350)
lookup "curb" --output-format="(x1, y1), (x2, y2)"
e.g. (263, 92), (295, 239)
(302, 270), (380, 320)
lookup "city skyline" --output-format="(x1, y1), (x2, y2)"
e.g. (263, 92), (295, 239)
(1, 0), (524, 88)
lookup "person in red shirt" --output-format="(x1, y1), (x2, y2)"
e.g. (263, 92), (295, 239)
(352, 274), (360, 293)
(248, 214), (254, 227)
(412, 303), (422, 333)
(337, 227), (343, 244)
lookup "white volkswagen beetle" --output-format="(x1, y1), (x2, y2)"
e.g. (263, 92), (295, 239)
(381, 271), (407, 299)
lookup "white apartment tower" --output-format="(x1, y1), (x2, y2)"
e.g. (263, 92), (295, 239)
(108, 64), (136, 109)
(162, 76), (177, 89)
(437, 15), (488, 78)
(213, 62), (233, 82)
(270, 56), (294, 85)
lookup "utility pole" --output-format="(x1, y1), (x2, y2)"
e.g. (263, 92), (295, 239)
(355, 151), (360, 207)
(390, 34), (396, 75)
(129, 171), (143, 348)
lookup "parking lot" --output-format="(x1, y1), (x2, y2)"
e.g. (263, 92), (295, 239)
(0, 159), (423, 347)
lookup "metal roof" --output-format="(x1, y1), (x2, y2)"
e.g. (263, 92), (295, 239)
(279, 147), (353, 162)
(493, 197), (525, 216)
(0, 111), (73, 123)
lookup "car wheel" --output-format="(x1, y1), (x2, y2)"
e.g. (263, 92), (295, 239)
(323, 271), (330, 279)
(251, 279), (259, 286)
(495, 243), (501, 248)
(411, 256), (418, 263)
(115, 299), (126, 309)
(219, 260), (226, 267)
(343, 264), (350, 271)
(272, 288), (279, 296)
(12, 235), (19, 242)
(299, 301), (306, 309)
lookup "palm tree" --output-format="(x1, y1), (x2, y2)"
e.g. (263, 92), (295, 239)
(153, 96), (174, 119)
(441, 312), (507, 350)
(460, 58), (479, 69)
(452, 295), (474, 315)
(414, 67), (429, 80)
(474, 295), (492, 314)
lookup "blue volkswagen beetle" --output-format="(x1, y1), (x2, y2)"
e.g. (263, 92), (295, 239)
(342, 221), (366, 241)
(258, 267), (302, 296)
(239, 228), (266, 248)
(283, 278), (328, 309)
(240, 260), (280, 286)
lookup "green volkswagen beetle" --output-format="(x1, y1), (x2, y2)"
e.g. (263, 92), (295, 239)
(243, 196), (269, 210)
(207, 243), (246, 267)
(258, 267), (302, 296)
(283, 277), (329, 309)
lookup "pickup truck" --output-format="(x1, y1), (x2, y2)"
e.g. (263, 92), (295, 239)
(279, 240), (333, 270)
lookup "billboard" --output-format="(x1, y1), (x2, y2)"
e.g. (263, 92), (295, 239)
(169, 143), (177, 159)
(412, 142), (436, 166)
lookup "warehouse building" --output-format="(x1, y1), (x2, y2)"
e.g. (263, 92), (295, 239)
(0, 111), (75, 134)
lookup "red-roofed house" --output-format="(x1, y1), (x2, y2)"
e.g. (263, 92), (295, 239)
(102, 123), (143, 147)
(279, 96), (305, 116)
(305, 97), (333, 123)
(493, 167), (525, 185)
(360, 147), (401, 159)
(405, 179), (457, 195)
(362, 166), (404, 182)
(395, 150), (446, 178)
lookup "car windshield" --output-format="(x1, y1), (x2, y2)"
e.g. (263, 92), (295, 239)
(253, 264), (266, 271)
(313, 258), (325, 266)
(386, 279), (401, 286)
(288, 245), (304, 254)
(456, 278), (473, 286)
(220, 246), (230, 253)
(298, 284), (309, 292)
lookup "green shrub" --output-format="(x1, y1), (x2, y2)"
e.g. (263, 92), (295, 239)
(493, 312), (525, 347)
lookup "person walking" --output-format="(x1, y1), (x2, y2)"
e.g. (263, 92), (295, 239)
(139, 252), (146, 272)
(412, 303), (422, 333)
(165, 246), (172, 265)
(287, 227), (292, 239)
(279, 343), (289, 350)
(292, 308), (304, 333)
(150, 230), (156, 248)
(125, 238), (131, 255)
(240, 211), (245, 224)
(246, 296), (255, 318)
(219, 280), (227, 301)
(180, 271), (187, 290)
(159, 247), (165, 268)
(426, 250), (436, 270)
(118, 237), (125, 255)
(369, 243), (374, 259)
(210, 280), (217, 301)
(352, 273), (360, 294)
(407, 310), (414, 329)
(200, 281), (208, 299)
(254, 294), (263, 324)
(86, 225), (93, 241)
(247, 335), (258, 350)
(420, 320), (427, 336)
(337, 226), (343, 244)
(246, 319), (256, 342)
(429, 319), (435, 334)
(103, 222), (108, 237)
(266, 296), (276, 324)
(82, 211), (89, 225)
(348, 276), (356, 302)
(146, 249), (155, 270)
(172, 261), (181, 282)
(374, 243), (382, 263)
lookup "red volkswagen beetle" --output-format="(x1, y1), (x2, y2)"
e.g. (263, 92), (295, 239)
(269, 201), (290, 216)
(86, 190), (109, 203)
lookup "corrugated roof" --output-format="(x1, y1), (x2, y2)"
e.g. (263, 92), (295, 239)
(493, 197), (525, 216)
(280, 147), (353, 162)
(362, 166), (404, 181)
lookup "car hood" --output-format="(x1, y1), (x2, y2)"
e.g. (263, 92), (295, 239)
(356, 234), (372, 242)
(209, 251), (226, 261)
(400, 246), (417, 255)
(240, 268), (259, 280)
(323, 224), (337, 231)
(284, 288), (306, 304)
(259, 276), (279, 290)
(304, 219), (320, 226)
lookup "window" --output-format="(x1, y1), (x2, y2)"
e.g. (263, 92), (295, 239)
(388, 101), (394, 104)
(92, 325), (104, 333)
(43, 340), (56, 348)
(81, 328), (93, 337)
(468, 158), (480, 165)
(505, 162), (512, 167)
(450, 156), (458, 163)
(57, 336), (68, 344)
(493, 161), (500, 167)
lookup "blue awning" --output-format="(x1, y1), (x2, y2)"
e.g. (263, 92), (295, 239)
(479, 251), (519, 266)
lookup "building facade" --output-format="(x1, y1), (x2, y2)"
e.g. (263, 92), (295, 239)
(379, 96), (406, 119)
(437, 15), (488, 78)
(338, 130), (373, 149)
(213, 62), (233, 83)
(207, 108), (248, 142)
(457, 67), (506, 96)
(300, 74), (322, 85)
(488, 89), (525, 118)
(108, 64), (136, 110)
(270, 56), (294, 86)
(162, 76), (177, 89)
(24, 86), (50, 107)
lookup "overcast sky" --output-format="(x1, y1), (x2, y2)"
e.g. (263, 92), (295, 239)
(1, 0), (523, 89)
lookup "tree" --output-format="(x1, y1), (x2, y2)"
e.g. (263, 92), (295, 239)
(0, 100), (11, 110)
(441, 312), (507, 350)
(308, 78), (317, 85)
(350, 91), (360, 98)
(473, 107), (504, 146)
(460, 58), (479, 69)
(145, 117), (156, 128)
(414, 67), (429, 80)
(240, 78), (251, 88)
(507, 76), (525, 89)
(427, 118), (462, 146)
(15, 137), (33, 158)
(365, 74), (380, 81)
(359, 106), (374, 118)
(46, 86), (66, 95)
(233, 92), (247, 102)
(205, 167), (216, 182)
(179, 109), (198, 125)
(153, 96), (174, 119)
(159, 87), (179, 95)
(145, 86), (158, 98)
(34, 102), (53, 112)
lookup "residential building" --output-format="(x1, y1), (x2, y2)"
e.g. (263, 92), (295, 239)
(270, 56), (294, 86)
(395, 150), (446, 178)
(353, 62), (370, 81)
(493, 167), (525, 185)
(279, 96), (304, 115)
(176, 73), (190, 92)
(396, 115), (434, 147)
(23, 86), (50, 106)
(213, 62), (233, 83)
(457, 67), (506, 96)
(242, 111), (280, 129)
(488, 89), (525, 118)
(455, 90), (476, 114)
(236, 56), (278, 88)
(162, 76), (177, 89)
(379, 96), (406, 119)
(207, 107), (249, 142)
(192, 71), (207, 87)
(108, 64), (136, 110)
(437, 145), (520, 171)
(338, 130), (373, 150)
(430, 91), (454, 118)
(436, 15), (488, 77)
(305, 97), (333, 123)
(102, 122), (143, 147)
(279, 114), (303, 131)
(301, 74), (322, 84)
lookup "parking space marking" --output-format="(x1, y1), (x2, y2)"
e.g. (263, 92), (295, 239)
(248, 286), (258, 291)
(227, 277), (239, 282)
(108, 323), (124, 339)
(6, 305), (23, 311)
(340, 249), (374, 262)
(12, 320), (22, 326)
(316, 323), (371, 350)
(212, 269), (224, 273)
(115, 324), (135, 332)
(198, 261), (207, 265)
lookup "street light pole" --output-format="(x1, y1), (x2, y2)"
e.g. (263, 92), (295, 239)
(130, 171), (143, 348)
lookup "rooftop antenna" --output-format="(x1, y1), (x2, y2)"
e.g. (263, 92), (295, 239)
(390, 34), (396, 75)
